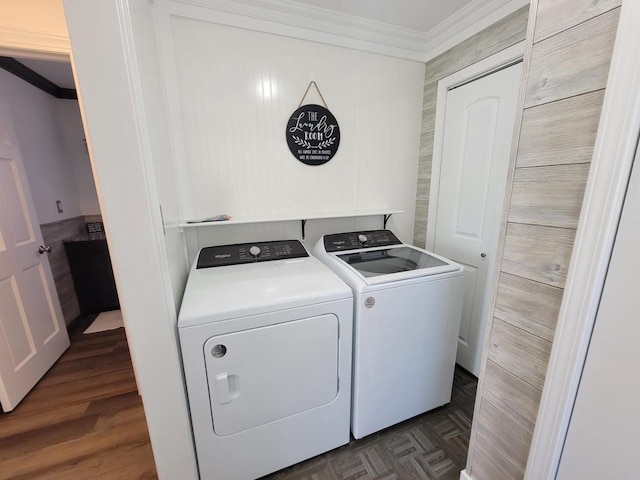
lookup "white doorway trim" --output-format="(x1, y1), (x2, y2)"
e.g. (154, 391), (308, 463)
(524, 2), (640, 479)
(63, 1), (199, 478)
(0, 2), (198, 478)
(425, 40), (524, 251)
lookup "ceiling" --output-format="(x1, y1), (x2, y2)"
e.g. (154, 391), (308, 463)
(8, 0), (506, 86)
(287, 0), (473, 33)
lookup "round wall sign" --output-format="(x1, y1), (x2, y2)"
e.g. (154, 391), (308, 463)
(286, 104), (340, 166)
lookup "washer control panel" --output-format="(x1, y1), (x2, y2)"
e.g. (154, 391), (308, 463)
(323, 229), (402, 252)
(197, 240), (308, 268)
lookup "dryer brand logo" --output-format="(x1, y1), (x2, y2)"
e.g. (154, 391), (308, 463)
(214, 254), (231, 259)
(364, 297), (376, 309)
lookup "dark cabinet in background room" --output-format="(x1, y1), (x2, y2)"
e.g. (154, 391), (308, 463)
(64, 237), (119, 313)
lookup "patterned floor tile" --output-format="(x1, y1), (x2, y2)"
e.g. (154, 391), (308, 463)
(263, 367), (477, 480)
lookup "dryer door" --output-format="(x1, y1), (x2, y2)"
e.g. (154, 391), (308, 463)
(204, 314), (339, 436)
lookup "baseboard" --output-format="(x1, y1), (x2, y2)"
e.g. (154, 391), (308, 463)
(460, 469), (473, 480)
(66, 312), (87, 332)
(67, 312), (99, 340)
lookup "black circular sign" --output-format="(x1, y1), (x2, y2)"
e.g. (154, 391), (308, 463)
(286, 104), (340, 166)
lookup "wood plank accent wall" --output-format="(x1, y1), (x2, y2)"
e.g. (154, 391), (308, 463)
(40, 216), (86, 325)
(413, 7), (529, 248)
(466, 1), (622, 479)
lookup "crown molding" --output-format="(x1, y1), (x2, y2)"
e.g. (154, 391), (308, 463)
(422, 0), (530, 61)
(165, 0), (529, 62)
(0, 26), (70, 59)
(165, 0), (428, 61)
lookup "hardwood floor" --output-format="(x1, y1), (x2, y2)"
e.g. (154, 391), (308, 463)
(0, 324), (157, 480)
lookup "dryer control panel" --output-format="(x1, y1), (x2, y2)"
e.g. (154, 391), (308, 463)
(323, 229), (402, 252)
(197, 240), (308, 268)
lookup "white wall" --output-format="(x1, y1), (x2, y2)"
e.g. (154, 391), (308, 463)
(160, 5), (424, 263)
(127, 0), (190, 311)
(0, 68), (81, 224)
(56, 99), (100, 216)
(556, 146), (640, 480)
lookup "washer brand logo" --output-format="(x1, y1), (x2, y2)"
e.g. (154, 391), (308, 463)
(364, 297), (375, 309)
(214, 254), (231, 259)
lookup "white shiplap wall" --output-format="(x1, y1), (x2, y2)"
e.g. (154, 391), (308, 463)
(159, 8), (424, 258)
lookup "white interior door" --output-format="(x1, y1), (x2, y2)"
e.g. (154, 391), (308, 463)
(0, 96), (70, 412)
(432, 62), (522, 376)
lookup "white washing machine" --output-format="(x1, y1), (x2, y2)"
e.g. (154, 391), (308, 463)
(313, 229), (465, 439)
(178, 240), (353, 480)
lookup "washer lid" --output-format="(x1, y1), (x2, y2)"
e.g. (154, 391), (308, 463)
(178, 254), (351, 327)
(333, 245), (462, 286)
(337, 246), (451, 278)
(313, 234), (465, 291)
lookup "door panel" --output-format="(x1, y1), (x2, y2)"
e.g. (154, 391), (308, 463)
(0, 276), (34, 366)
(0, 159), (35, 245)
(433, 63), (522, 375)
(23, 263), (60, 344)
(454, 97), (499, 240)
(0, 96), (70, 411)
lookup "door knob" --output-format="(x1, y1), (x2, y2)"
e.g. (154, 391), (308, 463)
(38, 245), (52, 254)
(480, 252), (487, 258)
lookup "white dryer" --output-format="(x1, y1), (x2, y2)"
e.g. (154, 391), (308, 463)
(313, 230), (465, 439)
(178, 240), (353, 480)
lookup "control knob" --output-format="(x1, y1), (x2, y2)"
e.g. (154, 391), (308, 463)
(358, 234), (368, 244)
(249, 246), (261, 257)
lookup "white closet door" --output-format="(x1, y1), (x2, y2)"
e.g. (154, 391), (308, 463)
(433, 62), (522, 375)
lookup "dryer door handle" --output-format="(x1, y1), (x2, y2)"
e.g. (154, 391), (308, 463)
(215, 373), (231, 404)
(215, 373), (240, 404)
